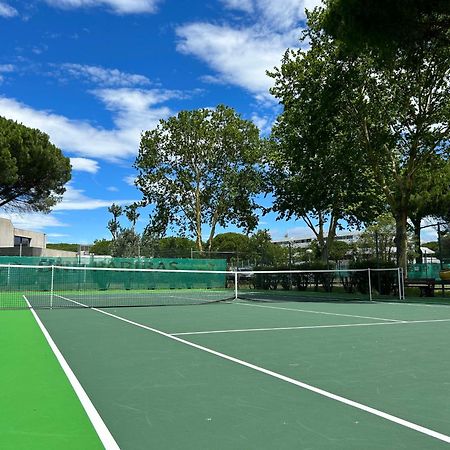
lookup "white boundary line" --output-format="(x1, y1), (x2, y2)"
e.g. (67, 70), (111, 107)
(54, 294), (450, 445)
(235, 301), (402, 322)
(23, 295), (120, 450)
(171, 317), (450, 336)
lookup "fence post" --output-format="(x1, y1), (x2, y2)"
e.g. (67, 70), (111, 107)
(50, 265), (54, 309)
(368, 268), (372, 302)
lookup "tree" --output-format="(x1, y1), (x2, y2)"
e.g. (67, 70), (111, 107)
(46, 243), (79, 252)
(408, 158), (450, 262)
(357, 214), (397, 263)
(0, 116), (71, 212)
(110, 228), (140, 258)
(157, 236), (195, 258)
(125, 204), (140, 229)
(90, 239), (112, 255)
(248, 230), (287, 268)
(267, 11), (383, 262)
(107, 203), (122, 240)
(271, 8), (450, 270)
(135, 105), (264, 252)
(323, 0), (450, 57)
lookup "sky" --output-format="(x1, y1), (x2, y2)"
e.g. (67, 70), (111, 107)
(0, 0), (438, 245)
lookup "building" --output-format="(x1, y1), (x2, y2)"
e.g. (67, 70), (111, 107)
(274, 231), (362, 249)
(0, 217), (76, 257)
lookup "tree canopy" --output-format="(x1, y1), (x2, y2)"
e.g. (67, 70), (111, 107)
(0, 116), (71, 212)
(323, 0), (450, 57)
(269, 9), (450, 269)
(267, 11), (383, 261)
(135, 105), (264, 251)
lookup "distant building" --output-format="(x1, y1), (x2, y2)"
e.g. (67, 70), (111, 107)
(0, 217), (76, 257)
(274, 231), (362, 249)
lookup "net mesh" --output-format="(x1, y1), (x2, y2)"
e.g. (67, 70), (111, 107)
(0, 264), (234, 309)
(235, 268), (401, 303)
(0, 264), (402, 309)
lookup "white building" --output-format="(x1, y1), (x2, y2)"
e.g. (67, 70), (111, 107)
(274, 231), (362, 249)
(0, 217), (76, 257)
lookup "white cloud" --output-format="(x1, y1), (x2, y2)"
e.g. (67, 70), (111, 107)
(176, 0), (322, 100)
(44, 0), (160, 14)
(107, 186), (119, 192)
(53, 185), (137, 211)
(70, 157), (100, 174)
(221, 0), (254, 14)
(0, 64), (14, 72)
(0, 89), (175, 162)
(123, 175), (137, 186)
(177, 23), (298, 99)
(1, 212), (68, 229)
(0, 2), (18, 17)
(59, 63), (151, 87)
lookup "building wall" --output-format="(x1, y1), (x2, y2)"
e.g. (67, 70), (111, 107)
(0, 218), (14, 247)
(0, 217), (47, 250)
(14, 227), (46, 248)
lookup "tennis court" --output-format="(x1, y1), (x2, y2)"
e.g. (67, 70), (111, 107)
(2, 266), (450, 449)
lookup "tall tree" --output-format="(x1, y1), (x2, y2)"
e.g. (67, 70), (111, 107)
(135, 105), (264, 251)
(268, 12), (383, 262)
(408, 158), (450, 262)
(107, 203), (122, 240)
(0, 116), (71, 211)
(323, 0), (450, 57)
(270, 9), (450, 270)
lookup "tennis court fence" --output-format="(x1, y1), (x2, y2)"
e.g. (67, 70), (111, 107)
(0, 264), (405, 309)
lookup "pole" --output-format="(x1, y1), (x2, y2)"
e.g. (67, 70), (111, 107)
(50, 265), (54, 309)
(397, 267), (402, 301)
(234, 270), (238, 300)
(368, 268), (372, 302)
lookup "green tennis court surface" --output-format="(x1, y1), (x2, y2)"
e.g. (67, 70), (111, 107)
(3, 297), (450, 449)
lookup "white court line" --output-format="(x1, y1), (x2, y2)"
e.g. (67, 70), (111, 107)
(24, 296), (120, 450)
(172, 317), (450, 336)
(54, 294), (450, 445)
(236, 301), (402, 322)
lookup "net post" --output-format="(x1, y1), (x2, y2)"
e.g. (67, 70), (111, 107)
(368, 268), (373, 302)
(50, 265), (54, 309)
(398, 267), (404, 300)
(234, 271), (238, 300)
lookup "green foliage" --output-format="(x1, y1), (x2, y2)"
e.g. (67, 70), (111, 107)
(90, 239), (112, 255)
(248, 230), (288, 268)
(323, 0), (450, 57)
(357, 214), (397, 263)
(46, 243), (79, 252)
(107, 203), (122, 240)
(0, 116), (71, 212)
(135, 105), (264, 251)
(110, 228), (140, 258)
(271, 7), (450, 269)
(267, 10), (384, 261)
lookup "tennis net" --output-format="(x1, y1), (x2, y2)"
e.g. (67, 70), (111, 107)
(0, 264), (403, 309)
(235, 268), (402, 303)
(0, 264), (235, 309)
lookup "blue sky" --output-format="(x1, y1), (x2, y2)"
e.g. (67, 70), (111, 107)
(0, 0), (438, 245)
(0, 0), (325, 245)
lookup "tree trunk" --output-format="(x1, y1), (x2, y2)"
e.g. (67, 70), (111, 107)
(395, 209), (408, 273)
(412, 217), (422, 264)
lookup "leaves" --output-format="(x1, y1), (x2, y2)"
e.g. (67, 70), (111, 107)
(135, 105), (264, 250)
(0, 116), (71, 212)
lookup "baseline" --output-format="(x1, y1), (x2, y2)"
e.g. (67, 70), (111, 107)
(55, 294), (450, 445)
